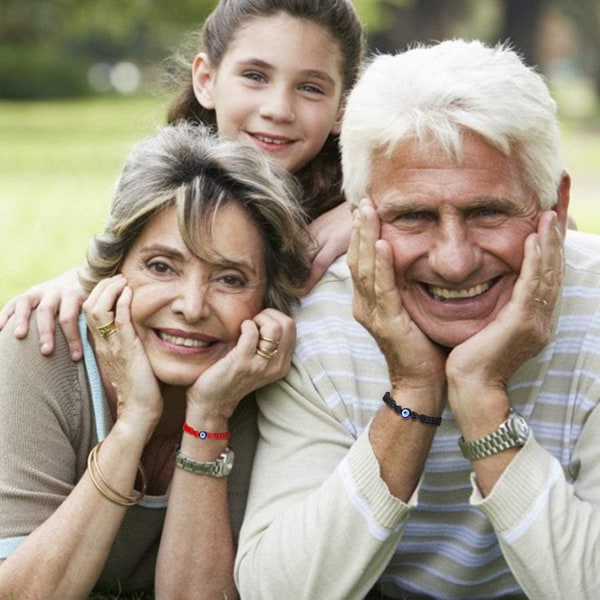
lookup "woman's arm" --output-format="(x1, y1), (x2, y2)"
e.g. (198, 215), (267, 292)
(155, 310), (296, 599)
(0, 296), (155, 598)
(0, 266), (87, 360)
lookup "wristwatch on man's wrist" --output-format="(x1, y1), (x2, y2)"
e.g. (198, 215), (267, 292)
(175, 446), (235, 477)
(458, 410), (530, 460)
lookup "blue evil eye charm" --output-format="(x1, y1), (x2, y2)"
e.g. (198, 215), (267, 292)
(401, 408), (412, 419)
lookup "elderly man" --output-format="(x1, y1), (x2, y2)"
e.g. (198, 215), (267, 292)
(236, 40), (600, 599)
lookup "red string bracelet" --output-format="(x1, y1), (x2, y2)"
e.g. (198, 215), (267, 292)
(183, 423), (231, 440)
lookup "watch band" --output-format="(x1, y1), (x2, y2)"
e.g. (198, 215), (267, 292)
(459, 410), (530, 460)
(174, 446), (235, 477)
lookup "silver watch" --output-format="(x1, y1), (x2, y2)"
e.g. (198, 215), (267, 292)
(459, 410), (530, 460)
(175, 446), (235, 477)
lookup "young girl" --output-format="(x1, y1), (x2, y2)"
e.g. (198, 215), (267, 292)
(0, 0), (365, 360)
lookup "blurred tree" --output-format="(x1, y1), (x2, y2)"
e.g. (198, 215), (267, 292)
(0, 0), (217, 98)
(558, 0), (600, 95)
(499, 0), (543, 65)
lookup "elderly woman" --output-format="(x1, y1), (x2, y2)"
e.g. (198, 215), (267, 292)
(0, 122), (311, 598)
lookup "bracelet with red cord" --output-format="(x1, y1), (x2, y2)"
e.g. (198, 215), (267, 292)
(183, 422), (231, 440)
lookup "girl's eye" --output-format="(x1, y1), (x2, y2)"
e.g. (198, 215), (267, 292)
(299, 83), (325, 95)
(242, 71), (266, 84)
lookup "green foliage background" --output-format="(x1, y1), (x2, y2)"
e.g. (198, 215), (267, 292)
(1, 94), (599, 309)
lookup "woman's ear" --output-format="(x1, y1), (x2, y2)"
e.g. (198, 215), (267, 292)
(192, 53), (216, 109)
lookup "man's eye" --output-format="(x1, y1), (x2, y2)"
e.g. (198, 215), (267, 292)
(399, 211), (430, 221)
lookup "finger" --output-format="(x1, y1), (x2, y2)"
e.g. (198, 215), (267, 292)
(537, 211), (563, 306)
(301, 246), (337, 295)
(57, 290), (87, 361)
(113, 286), (136, 342)
(0, 299), (17, 331)
(83, 275), (126, 329)
(34, 292), (62, 354)
(374, 238), (401, 315)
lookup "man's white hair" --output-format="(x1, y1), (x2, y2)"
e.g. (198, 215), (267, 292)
(341, 39), (564, 209)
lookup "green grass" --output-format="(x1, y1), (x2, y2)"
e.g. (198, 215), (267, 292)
(0, 95), (168, 308)
(1, 95), (600, 309)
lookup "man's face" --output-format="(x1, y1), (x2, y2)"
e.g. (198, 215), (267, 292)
(370, 134), (543, 348)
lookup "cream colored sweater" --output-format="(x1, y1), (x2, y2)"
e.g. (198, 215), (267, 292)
(237, 230), (600, 599)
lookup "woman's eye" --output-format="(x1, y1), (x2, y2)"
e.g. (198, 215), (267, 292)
(147, 260), (172, 275)
(218, 274), (246, 288)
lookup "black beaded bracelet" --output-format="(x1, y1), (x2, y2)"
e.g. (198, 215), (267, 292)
(382, 392), (442, 426)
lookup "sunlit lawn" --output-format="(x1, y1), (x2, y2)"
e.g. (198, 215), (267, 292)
(1, 94), (600, 309)
(0, 94), (167, 308)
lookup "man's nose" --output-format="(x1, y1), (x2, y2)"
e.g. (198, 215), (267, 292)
(428, 223), (480, 282)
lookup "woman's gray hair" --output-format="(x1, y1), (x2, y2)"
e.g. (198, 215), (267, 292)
(341, 39), (565, 209)
(81, 122), (312, 314)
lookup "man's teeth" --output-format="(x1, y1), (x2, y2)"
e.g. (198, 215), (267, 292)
(159, 332), (210, 348)
(429, 282), (491, 300)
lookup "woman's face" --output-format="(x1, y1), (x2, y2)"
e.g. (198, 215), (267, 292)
(120, 203), (267, 387)
(193, 14), (345, 174)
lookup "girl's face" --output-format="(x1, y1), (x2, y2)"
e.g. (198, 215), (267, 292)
(121, 204), (266, 388)
(193, 14), (345, 174)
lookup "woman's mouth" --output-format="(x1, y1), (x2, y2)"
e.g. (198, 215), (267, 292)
(157, 331), (214, 348)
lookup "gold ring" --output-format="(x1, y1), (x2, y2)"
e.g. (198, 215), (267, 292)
(256, 347), (278, 360)
(534, 297), (548, 307)
(259, 335), (280, 347)
(96, 321), (117, 339)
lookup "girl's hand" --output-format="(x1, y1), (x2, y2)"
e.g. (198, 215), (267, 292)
(83, 275), (163, 438)
(302, 202), (353, 294)
(0, 267), (87, 361)
(185, 308), (296, 422)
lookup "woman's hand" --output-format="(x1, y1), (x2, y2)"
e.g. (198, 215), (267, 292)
(302, 202), (353, 294)
(185, 308), (296, 422)
(83, 275), (163, 438)
(0, 267), (87, 361)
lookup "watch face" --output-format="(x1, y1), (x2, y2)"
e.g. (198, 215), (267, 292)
(218, 447), (235, 476)
(509, 412), (530, 443)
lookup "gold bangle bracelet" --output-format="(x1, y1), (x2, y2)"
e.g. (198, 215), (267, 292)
(87, 441), (147, 507)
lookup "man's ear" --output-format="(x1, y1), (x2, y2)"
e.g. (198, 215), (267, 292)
(192, 53), (216, 109)
(553, 172), (571, 238)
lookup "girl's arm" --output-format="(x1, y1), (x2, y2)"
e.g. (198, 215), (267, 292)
(303, 202), (353, 294)
(0, 266), (87, 360)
